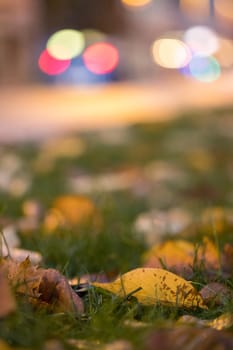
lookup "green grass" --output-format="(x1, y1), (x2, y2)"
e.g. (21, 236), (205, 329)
(0, 107), (233, 349)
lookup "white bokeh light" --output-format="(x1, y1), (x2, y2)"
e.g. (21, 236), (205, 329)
(184, 26), (219, 56)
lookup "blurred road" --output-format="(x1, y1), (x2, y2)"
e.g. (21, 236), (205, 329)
(0, 72), (233, 143)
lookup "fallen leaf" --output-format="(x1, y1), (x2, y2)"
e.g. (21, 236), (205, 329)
(177, 313), (233, 330)
(200, 282), (233, 306)
(143, 239), (194, 269)
(43, 195), (102, 232)
(1, 258), (84, 314)
(92, 268), (206, 309)
(143, 237), (220, 276)
(37, 268), (84, 313)
(0, 268), (16, 318)
(2, 257), (42, 298)
(209, 313), (233, 330)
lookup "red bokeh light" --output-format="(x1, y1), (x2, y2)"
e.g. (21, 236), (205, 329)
(83, 42), (119, 75)
(38, 49), (71, 75)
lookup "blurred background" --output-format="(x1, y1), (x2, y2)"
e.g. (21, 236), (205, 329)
(0, 0), (233, 141)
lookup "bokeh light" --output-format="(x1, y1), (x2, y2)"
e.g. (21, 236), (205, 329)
(188, 56), (221, 83)
(184, 26), (219, 56)
(83, 42), (119, 75)
(47, 29), (85, 60)
(121, 0), (152, 7)
(214, 0), (233, 23)
(38, 49), (71, 75)
(152, 38), (192, 69)
(180, 0), (210, 18)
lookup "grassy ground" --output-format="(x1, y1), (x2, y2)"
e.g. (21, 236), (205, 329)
(0, 107), (233, 349)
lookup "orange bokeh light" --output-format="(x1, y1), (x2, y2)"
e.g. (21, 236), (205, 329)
(121, 0), (152, 7)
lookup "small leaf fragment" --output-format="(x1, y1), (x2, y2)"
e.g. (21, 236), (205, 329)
(208, 313), (233, 330)
(200, 282), (233, 306)
(92, 268), (206, 309)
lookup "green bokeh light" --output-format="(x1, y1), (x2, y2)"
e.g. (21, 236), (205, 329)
(47, 29), (85, 60)
(189, 56), (221, 82)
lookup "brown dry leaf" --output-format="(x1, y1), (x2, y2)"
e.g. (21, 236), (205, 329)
(0, 268), (16, 318)
(92, 268), (206, 309)
(38, 268), (84, 313)
(200, 282), (233, 306)
(2, 257), (42, 299)
(43, 195), (102, 232)
(1, 258), (83, 314)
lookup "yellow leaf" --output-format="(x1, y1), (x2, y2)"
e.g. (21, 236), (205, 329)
(177, 313), (233, 330)
(208, 313), (233, 330)
(43, 195), (102, 232)
(143, 240), (194, 268)
(143, 237), (221, 273)
(92, 268), (206, 309)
